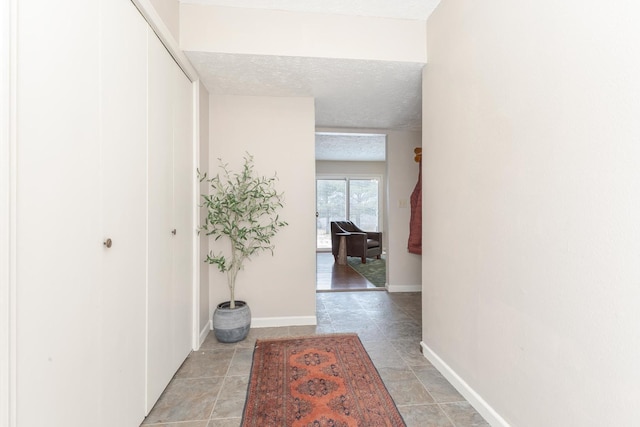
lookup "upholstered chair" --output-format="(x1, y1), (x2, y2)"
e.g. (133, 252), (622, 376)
(330, 221), (382, 264)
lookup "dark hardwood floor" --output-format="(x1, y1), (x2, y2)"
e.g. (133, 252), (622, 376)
(316, 252), (381, 291)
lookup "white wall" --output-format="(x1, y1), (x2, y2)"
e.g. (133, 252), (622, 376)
(209, 95), (316, 325)
(385, 130), (422, 292)
(180, 4), (426, 63)
(422, 1), (640, 426)
(149, 0), (179, 42)
(0, 0), (12, 424)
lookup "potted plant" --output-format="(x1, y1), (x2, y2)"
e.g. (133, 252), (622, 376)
(199, 153), (288, 343)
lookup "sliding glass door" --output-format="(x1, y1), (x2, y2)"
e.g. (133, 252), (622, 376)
(349, 179), (379, 232)
(316, 177), (380, 250)
(316, 179), (347, 249)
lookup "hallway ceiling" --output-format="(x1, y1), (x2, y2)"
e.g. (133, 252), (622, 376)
(315, 132), (386, 161)
(181, 0), (440, 131)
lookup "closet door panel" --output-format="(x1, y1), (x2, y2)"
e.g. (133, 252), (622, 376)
(15, 1), (101, 425)
(171, 65), (194, 367)
(146, 28), (178, 410)
(98, 0), (148, 424)
(147, 29), (195, 411)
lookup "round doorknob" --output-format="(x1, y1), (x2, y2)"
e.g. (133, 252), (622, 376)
(171, 229), (177, 235)
(103, 238), (112, 248)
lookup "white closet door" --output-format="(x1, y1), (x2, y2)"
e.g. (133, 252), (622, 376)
(98, 0), (147, 424)
(147, 28), (176, 409)
(147, 28), (194, 411)
(171, 58), (194, 366)
(15, 1), (102, 425)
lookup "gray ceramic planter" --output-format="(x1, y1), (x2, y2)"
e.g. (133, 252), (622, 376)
(212, 301), (251, 343)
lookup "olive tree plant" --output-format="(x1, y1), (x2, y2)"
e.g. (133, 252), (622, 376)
(199, 154), (288, 309)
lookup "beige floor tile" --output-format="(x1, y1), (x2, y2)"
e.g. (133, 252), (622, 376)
(210, 376), (249, 419)
(175, 348), (235, 379)
(364, 344), (407, 369)
(288, 324), (328, 336)
(330, 321), (386, 341)
(227, 348), (254, 376)
(393, 339), (432, 366)
(440, 402), (491, 427)
(144, 422), (208, 427)
(142, 378), (223, 424)
(379, 366), (435, 405)
(207, 419), (241, 427)
(412, 365), (465, 403)
(210, 398), (246, 420)
(398, 404), (454, 427)
(366, 308), (414, 322)
(376, 320), (422, 341)
(236, 327), (291, 348)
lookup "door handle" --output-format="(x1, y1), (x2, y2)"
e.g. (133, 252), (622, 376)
(171, 229), (176, 235)
(103, 238), (113, 248)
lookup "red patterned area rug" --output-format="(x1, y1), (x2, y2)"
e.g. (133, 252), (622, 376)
(241, 334), (406, 427)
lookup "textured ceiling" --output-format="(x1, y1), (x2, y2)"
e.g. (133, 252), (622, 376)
(185, 52), (424, 130)
(315, 133), (386, 161)
(182, 0), (438, 131)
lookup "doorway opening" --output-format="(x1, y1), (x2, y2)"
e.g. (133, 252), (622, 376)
(314, 132), (387, 291)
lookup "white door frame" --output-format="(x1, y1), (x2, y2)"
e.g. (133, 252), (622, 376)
(191, 81), (201, 350)
(1, 0), (16, 426)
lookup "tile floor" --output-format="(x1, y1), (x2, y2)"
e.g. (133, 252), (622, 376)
(141, 291), (489, 427)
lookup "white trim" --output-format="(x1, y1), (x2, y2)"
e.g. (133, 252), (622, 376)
(251, 316), (317, 328)
(420, 341), (511, 427)
(130, 0), (199, 82)
(197, 320), (212, 349)
(1, 0), (16, 425)
(191, 80), (200, 350)
(0, 0), (16, 425)
(144, 22), (150, 413)
(316, 132), (385, 138)
(386, 284), (421, 293)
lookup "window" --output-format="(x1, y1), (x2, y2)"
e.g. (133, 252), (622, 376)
(316, 177), (381, 249)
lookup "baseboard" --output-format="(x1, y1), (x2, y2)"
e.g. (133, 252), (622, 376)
(386, 284), (422, 293)
(199, 320), (212, 348)
(251, 316), (317, 328)
(420, 341), (510, 427)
